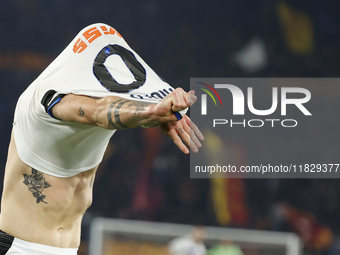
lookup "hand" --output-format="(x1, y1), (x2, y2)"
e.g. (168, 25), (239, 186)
(160, 115), (204, 154)
(153, 88), (197, 122)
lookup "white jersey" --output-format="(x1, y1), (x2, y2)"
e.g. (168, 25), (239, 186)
(169, 235), (207, 255)
(13, 23), (176, 178)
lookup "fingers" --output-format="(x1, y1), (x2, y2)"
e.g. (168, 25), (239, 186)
(176, 121), (198, 153)
(180, 117), (201, 153)
(161, 115), (204, 154)
(167, 124), (190, 154)
(171, 88), (197, 112)
(188, 90), (197, 106)
(183, 115), (204, 142)
(158, 87), (204, 154)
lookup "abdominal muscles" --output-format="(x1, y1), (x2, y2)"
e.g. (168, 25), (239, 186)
(0, 132), (97, 248)
(1, 164), (97, 248)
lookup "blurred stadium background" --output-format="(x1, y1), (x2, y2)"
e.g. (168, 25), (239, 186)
(1, 1), (340, 255)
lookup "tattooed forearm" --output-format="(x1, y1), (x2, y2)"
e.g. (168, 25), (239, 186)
(78, 107), (85, 118)
(23, 169), (51, 204)
(128, 102), (148, 116)
(107, 99), (151, 129)
(107, 99), (125, 129)
(114, 101), (129, 129)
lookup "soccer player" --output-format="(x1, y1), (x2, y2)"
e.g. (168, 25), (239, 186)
(169, 226), (207, 255)
(0, 23), (203, 254)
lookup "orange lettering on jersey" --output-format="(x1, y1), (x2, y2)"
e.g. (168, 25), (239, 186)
(73, 38), (87, 53)
(100, 26), (123, 38)
(83, 27), (102, 43)
(100, 26), (110, 34)
(73, 25), (123, 54)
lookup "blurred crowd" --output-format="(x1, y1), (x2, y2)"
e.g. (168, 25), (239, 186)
(1, 1), (340, 254)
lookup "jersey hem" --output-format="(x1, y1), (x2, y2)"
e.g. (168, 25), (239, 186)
(13, 125), (102, 178)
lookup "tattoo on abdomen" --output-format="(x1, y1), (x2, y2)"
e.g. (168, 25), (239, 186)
(23, 169), (51, 204)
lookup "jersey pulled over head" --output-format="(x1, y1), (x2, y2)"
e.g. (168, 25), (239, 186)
(42, 23), (174, 101)
(13, 23), (175, 178)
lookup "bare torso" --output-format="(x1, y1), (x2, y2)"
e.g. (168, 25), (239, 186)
(0, 130), (97, 248)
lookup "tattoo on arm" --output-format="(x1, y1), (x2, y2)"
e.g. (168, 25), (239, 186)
(128, 102), (148, 116)
(107, 99), (150, 129)
(23, 169), (51, 204)
(107, 99), (124, 129)
(78, 107), (85, 118)
(114, 101), (129, 129)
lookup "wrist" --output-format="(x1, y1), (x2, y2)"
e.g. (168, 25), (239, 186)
(140, 103), (159, 127)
